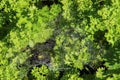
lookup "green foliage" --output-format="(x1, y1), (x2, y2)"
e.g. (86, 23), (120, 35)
(0, 0), (120, 80)
(0, 0), (61, 79)
(31, 65), (49, 80)
(53, 0), (120, 80)
(60, 69), (83, 80)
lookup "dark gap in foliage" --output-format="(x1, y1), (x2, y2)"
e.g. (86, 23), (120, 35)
(93, 30), (107, 43)
(79, 61), (108, 76)
(97, 0), (105, 8)
(0, 10), (17, 40)
(35, 0), (61, 9)
(27, 67), (36, 80)
(0, 17), (10, 39)
(92, 0), (112, 10)
(79, 64), (96, 76)
(99, 0), (105, 6)
(105, 46), (120, 65)
(58, 71), (64, 80)
(0, 8), (4, 12)
(42, 0), (59, 7)
(0, 20), (16, 40)
(93, 30), (110, 49)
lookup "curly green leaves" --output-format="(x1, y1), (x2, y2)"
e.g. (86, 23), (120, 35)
(31, 65), (49, 80)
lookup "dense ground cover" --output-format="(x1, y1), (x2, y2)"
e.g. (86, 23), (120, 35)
(0, 0), (120, 80)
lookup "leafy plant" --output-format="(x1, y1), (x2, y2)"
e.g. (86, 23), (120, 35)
(0, 0), (120, 80)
